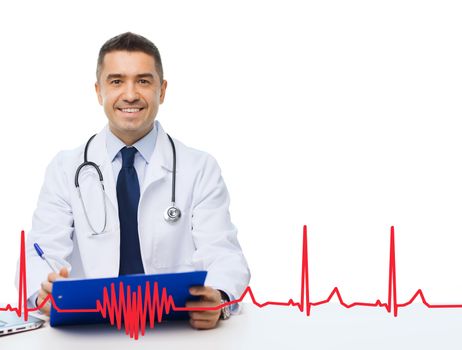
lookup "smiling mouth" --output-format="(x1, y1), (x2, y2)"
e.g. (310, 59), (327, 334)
(118, 108), (144, 113)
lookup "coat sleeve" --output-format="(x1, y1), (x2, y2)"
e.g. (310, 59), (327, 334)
(15, 151), (74, 304)
(190, 154), (251, 311)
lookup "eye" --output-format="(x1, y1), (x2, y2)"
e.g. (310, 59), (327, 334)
(110, 79), (122, 85)
(138, 79), (150, 85)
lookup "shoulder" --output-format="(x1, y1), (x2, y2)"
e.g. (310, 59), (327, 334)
(51, 127), (109, 169)
(170, 136), (222, 175)
(157, 121), (222, 174)
(49, 144), (86, 171)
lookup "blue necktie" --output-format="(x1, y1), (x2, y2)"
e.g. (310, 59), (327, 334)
(117, 147), (145, 275)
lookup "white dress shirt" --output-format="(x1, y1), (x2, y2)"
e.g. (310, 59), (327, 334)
(106, 121), (158, 185)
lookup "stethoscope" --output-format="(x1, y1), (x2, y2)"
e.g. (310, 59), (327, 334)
(74, 133), (182, 235)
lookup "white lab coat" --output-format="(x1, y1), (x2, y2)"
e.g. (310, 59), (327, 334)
(17, 121), (250, 307)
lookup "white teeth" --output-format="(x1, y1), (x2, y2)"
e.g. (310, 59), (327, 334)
(120, 108), (141, 113)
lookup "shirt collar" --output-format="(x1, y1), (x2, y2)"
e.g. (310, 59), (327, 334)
(106, 121), (158, 163)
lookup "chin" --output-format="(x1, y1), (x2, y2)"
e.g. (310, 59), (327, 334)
(121, 122), (153, 134)
(115, 119), (143, 129)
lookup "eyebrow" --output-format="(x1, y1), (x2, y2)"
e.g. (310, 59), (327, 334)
(106, 73), (155, 81)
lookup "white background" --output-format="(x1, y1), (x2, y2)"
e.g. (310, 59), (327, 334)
(1, 0), (462, 309)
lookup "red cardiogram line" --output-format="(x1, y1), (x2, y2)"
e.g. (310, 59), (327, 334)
(2, 226), (462, 340)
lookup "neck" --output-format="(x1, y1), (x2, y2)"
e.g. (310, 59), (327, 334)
(109, 124), (154, 146)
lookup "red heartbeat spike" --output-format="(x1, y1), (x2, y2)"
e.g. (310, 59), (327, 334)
(3, 226), (462, 341)
(300, 225), (310, 315)
(17, 230), (28, 321)
(389, 226), (398, 316)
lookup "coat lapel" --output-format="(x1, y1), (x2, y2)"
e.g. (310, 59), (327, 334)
(141, 122), (177, 195)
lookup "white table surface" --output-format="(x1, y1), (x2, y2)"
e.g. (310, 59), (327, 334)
(1, 302), (462, 349)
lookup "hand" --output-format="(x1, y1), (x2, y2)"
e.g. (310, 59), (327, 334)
(186, 286), (222, 330)
(37, 267), (69, 316)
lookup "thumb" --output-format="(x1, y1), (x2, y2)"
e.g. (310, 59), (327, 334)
(59, 267), (69, 278)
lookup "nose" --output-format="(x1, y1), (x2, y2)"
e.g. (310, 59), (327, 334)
(122, 81), (140, 103)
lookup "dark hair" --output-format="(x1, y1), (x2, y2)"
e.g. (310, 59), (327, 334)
(96, 32), (163, 82)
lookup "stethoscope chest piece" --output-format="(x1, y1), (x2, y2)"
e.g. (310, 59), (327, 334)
(164, 204), (182, 223)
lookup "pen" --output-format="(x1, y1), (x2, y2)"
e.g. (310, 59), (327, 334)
(34, 243), (59, 273)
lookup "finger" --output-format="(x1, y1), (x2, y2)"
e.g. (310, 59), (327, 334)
(38, 289), (49, 305)
(47, 272), (59, 283)
(37, 292), (50, 315)
(189, 318), (216, 330)
(189, 286), (215, 296)
(189, 310), (220, 321)
(59, 267), (69, 278)
(189, 286), (220, 300)
(42, 302), (50, 316)
(41, 280), (53, 294)
(36, 294), (43, 309)
(185, 300), (220, 310)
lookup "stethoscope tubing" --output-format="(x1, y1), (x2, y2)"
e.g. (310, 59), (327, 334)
(75, 131), (180, 235)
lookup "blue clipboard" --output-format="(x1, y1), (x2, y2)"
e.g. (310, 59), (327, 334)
(50, 271), (207, 327)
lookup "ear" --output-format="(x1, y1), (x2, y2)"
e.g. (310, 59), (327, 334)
(159, 80), (168, 104)
(95, 81), (103, 106)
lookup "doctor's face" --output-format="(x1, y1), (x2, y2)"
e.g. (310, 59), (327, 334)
(95, 50), (167, 145)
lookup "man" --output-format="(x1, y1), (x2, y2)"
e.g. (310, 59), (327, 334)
(17, 32), (250, 330)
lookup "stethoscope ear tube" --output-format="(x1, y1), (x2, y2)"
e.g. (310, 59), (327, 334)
(75, 134), (107, 235)
(166, 134), (176, 203)
(165, 134), (181, 223)
(75, 134), (101, 188)
(77, 181), (108, 235)
(74, 161), (104, 188)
